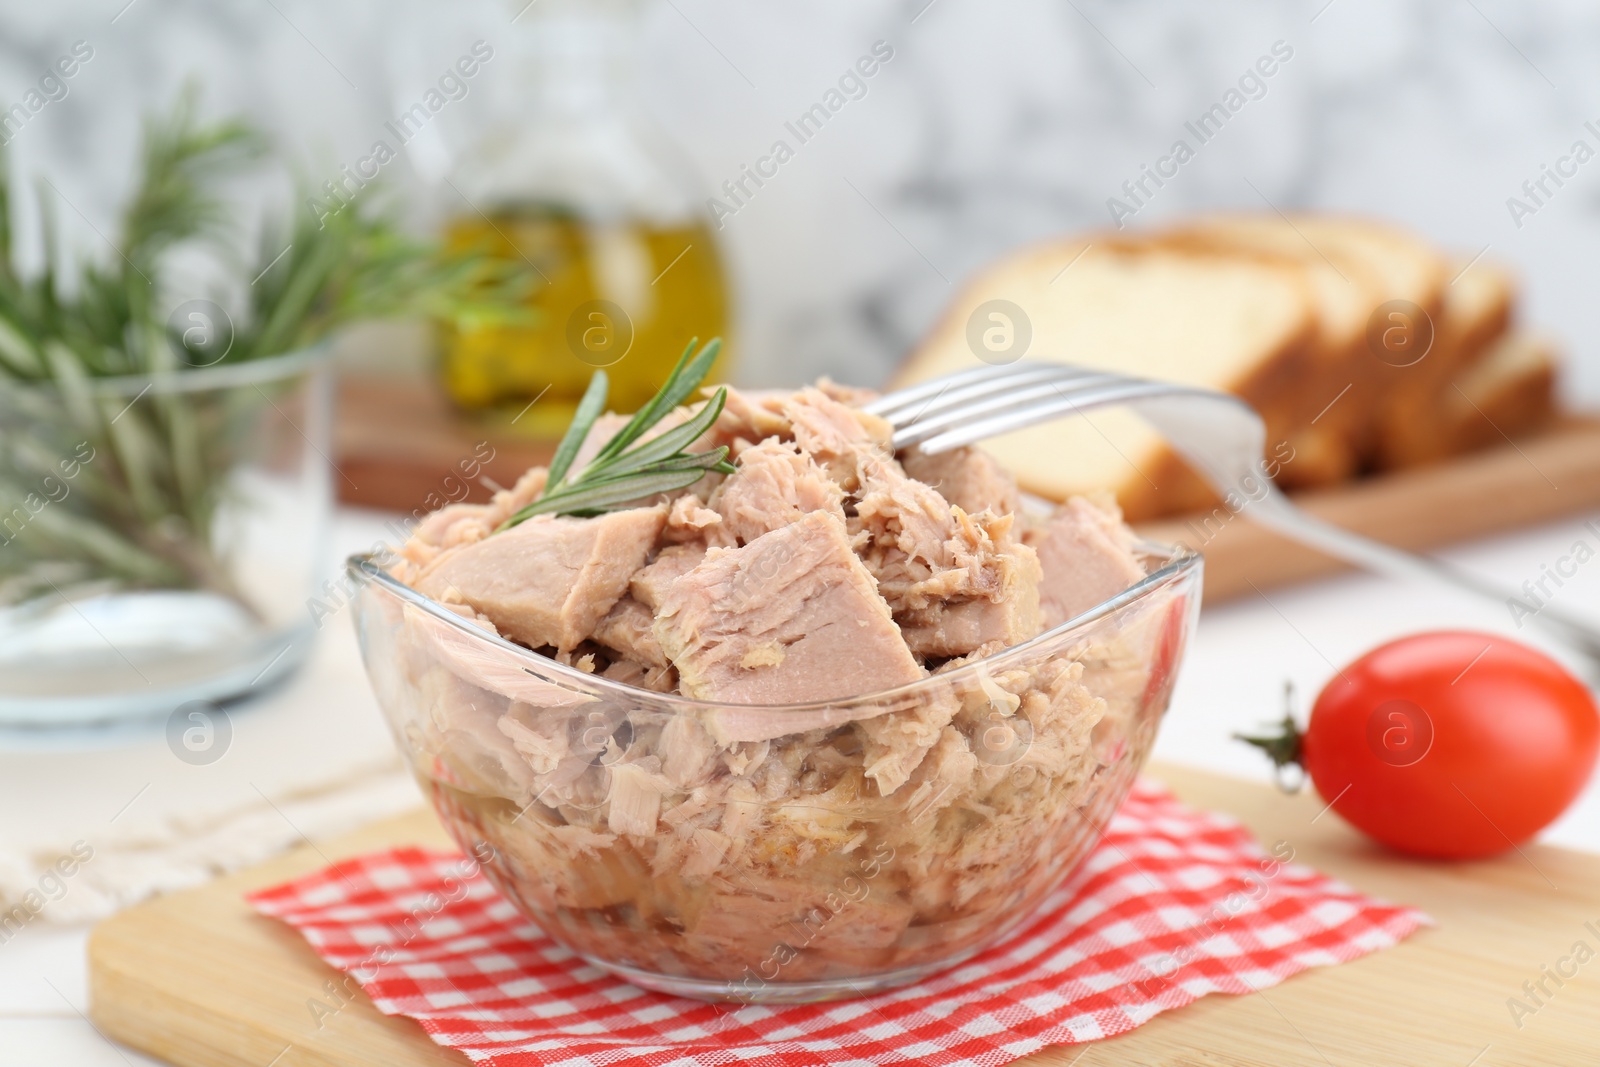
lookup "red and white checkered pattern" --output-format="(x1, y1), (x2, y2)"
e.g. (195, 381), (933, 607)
(249, 780), (1427, 1066)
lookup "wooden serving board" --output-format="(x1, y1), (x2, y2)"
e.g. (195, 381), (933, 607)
(88, 763), (1600, 1067)
(332, 376), (1600, 604)
(1138, 416), (1600, 602)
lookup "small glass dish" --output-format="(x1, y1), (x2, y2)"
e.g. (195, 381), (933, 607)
(348, 539), (1200, 1003)
(0, 346), (333, 726)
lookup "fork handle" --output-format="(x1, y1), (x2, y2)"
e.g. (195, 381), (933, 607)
(894, 362), (1600, 669)
(1246, 494), (1600, 663)
(1121, 389), (1600, 668)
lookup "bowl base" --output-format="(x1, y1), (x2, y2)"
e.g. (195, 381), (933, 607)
(0, 590), (313, 726)
(582, 953), (974, 1004)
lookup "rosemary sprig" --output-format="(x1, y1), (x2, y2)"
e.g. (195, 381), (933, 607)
(501, 338), (736, 526)
(0, 89), (532, 608)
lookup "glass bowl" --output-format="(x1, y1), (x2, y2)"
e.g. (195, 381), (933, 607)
(0, 346), (333, 726)
(348, 538), (1201, 1003)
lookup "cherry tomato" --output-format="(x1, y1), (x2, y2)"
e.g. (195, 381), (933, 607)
(1302, 631), (1598, 859)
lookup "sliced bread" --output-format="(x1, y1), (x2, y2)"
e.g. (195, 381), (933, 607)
(1382, 257), (1518, 467)
(1268, 216), (1451, 469)
(1160, 216), (1390, 488)
(1442, 331), (1558, 455)
(892, 237), (1317, 521)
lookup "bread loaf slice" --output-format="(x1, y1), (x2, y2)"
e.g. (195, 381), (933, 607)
(1382, 257), (1517, 467)
(892, 238), (1316, 521)
(1263, 217), (1450, 470)
(1442, 332), (1558, 455)
(1443, 258), (1516, 369)
(1160, 217), (1389, 488)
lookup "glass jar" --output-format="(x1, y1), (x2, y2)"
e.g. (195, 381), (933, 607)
(439, 0), (730, 430)
(0, 347), (333, 725)
(349, 537), (1201, 1002)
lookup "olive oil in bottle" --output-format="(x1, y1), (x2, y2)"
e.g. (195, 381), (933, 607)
(437, 0), (730, 430)
(440, 212), (727, 431)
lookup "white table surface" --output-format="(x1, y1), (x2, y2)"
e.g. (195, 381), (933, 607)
(4, 504), (1599, 1065)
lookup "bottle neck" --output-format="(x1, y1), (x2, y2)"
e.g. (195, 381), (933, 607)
(518, 7), (639, 118)
(454, 0), (703, 222)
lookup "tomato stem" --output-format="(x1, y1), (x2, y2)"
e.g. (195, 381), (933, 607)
(1234, 682), (1308, 792)
(1235, 713), (1304, 768)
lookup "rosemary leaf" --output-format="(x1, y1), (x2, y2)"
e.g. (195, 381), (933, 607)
(584, 387), (728, 481)
(592, 337), (720, 466)
(546, 369), (609, 490)
(587, 340), (692, 467)
(42, 341), (98, 439)
(656, 337), (722, 413)
(8, 486), (183, 584)
(98, 392), (169, 525)
(247, 231), (343, 359)
(0, 315), (40, 375)
(500, 338), (733, 528)
(0, 90), (531, 605)
(0, 148), (9, 278)
(639, 446), (733, 474)
(504, 467), (713, 526)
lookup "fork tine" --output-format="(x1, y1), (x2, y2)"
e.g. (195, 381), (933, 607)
(894, 375), (1122, 447)
(875, 361), (1600, 670)
(860, 365), (1007, 418)
(912, 377), (1188, 453)
(863, 361), (1080, 420)
(886, 365), (1109, 427)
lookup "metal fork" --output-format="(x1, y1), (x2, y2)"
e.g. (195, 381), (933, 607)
(863, 361), (1600, 668)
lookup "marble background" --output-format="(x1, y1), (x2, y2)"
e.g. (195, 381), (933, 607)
(2, 0), (1599, 403)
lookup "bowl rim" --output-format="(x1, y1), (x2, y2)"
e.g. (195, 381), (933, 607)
(346, 538), (1202, 713)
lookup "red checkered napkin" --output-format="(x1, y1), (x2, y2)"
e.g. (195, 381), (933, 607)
(249, 780), (1427, 1066)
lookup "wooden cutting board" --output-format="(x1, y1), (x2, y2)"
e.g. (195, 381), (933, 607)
(88, 763), (1600, 1067)
(1137, 416), (1600, 602)
(332, 375), (1600, 605)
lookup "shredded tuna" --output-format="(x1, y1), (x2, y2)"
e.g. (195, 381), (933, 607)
(388, 380), (1163, 989)
(593, 596), (669, 668)
(630, 543), (707, 611)
(1026, 495), (1147, 628)
(607, 757), (671, 836)
(899, 445), (1022, 518)
(390, 467), (550, 583)
(714, 386), (793, 447)
(655, 512), (926, 705)
(601, 657), (677, 693)
(665, 493), (722, 543)
(781, 387), (895, 493)
(416, 506), (666, 651)
(854, 461), (1042, 659)
(814, 378), (879, 408)
(706, 439), (845, 548)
